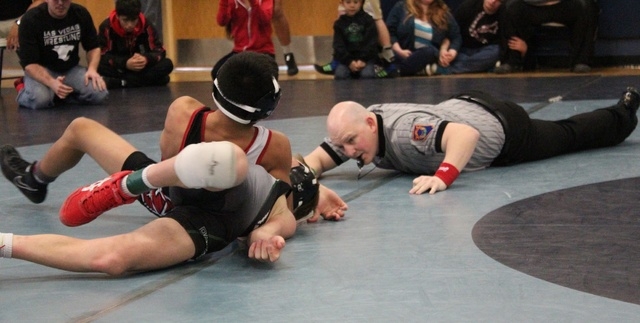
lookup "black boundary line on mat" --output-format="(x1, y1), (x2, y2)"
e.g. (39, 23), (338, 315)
(338, 171), (403, 203)
(72, 242), (239, 323)
(72, 172), (402, 322)
(525, 77), (602, 114)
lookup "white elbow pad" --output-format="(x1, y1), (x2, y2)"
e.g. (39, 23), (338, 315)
(174, 141), (244, 189)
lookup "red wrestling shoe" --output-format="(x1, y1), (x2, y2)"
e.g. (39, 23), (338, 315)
(59, 171), (137, 227)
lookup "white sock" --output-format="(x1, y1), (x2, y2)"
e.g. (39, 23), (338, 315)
(0, 233), (14, 258)
(282, 46), (291, 54)
(121, 166), (158, 196)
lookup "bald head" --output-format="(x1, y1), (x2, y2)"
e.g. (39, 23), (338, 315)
(327, 101), (370, 139)
(325, 101), (379, 164)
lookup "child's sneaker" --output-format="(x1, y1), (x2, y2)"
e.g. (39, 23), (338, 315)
(375, 63), (398, 78)
(314, 61), (336, 75)
(428, 63), (451, 76)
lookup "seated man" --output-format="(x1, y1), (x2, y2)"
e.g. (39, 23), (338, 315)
(495, 0), (599, 74)
(0, 141), (297, 275)
(98, 0), (173, 88)
(16, 0), (108, 109)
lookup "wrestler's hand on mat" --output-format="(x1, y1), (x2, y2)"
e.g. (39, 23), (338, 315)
(409, 175), (447, 195)
(307, 184), (348, 223)
(248, 236), (286, 263)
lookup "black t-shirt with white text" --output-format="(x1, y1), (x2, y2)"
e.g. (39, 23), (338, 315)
(18, 3), (99, 73)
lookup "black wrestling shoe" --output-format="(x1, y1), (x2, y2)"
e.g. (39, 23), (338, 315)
(0, 145), (48, 203)
(619, 87), (640, 114)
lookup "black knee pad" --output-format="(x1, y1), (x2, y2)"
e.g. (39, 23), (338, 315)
(121, 151), (156, 171)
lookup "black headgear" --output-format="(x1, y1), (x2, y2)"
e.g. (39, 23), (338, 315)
(289, 158), (319, 221)
(212, 76), (281, 125)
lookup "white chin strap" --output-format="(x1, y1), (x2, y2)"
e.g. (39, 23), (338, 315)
(211, 77), (280, 124)
(212, 92), (251, 124)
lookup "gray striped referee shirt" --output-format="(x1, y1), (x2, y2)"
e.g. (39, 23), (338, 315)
(324, 99), (505, 174)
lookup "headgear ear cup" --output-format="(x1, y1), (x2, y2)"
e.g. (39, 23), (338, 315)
(252, 77), (281, 120)
(289, 154), (320, 221)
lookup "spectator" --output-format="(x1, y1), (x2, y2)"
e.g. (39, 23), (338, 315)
(98, 0), (173, 89)
(332, 0), (379, 80)
(386, 0), (462, 76)
(429, 0), (507, 75)
(15, 0), (108, 109)
(495, 0), (599, 74)
(211, 0), (276, 80)
(315, 0), (396, 78)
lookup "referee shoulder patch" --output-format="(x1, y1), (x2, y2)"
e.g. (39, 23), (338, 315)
(412, 124), (433, 141)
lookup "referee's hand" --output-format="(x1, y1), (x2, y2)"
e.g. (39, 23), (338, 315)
(409, 175), (447, 195)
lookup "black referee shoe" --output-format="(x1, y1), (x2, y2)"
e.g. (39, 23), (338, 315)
(619, 87), (640, 114)
(0, 145), (48, 203)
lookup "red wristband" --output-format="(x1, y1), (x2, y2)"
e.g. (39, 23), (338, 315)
(434, 162), (460, 187)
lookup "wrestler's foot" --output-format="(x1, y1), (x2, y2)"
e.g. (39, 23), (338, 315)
(0, 145), (47, 203)
(619, 87), (640, 114)
(59, 170), (137, 227)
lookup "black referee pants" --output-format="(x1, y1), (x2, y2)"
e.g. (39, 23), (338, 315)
(457, 91), (638, 167)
